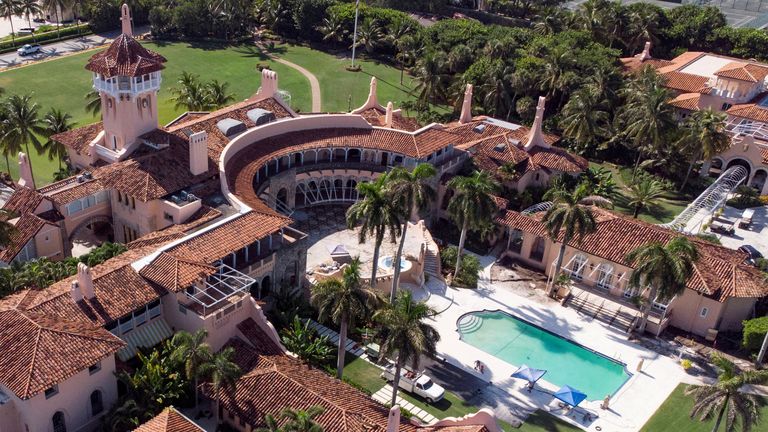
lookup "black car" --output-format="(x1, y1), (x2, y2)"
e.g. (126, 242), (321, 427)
(739, 245), (763, 265)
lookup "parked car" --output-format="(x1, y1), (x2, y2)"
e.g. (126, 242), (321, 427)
(32, 17), (45, 23)
(739, 245), (763, 265)
(17, 44), (41, 56)
(381, 362), (445, 403)
(17, 28), (35, 35)
(710, 222), (735, 236)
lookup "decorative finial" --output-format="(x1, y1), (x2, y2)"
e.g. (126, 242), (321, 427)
(524, 96), (548, 151)
(638, 41), (652, 61)
(385, 101), (394, 127)
(459, 84), (474, 124)
(17, 152), (34, 189)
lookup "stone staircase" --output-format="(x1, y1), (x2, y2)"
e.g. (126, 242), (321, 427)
(421, 224), (443, 281)
(567, 290), (638, 333)
(457, 314), (483, 334)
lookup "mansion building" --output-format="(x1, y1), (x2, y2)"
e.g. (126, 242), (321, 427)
(0, 6), (766, 432)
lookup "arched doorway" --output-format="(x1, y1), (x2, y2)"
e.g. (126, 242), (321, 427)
(276, 188), (288, 206)
(750, 169), (767, 192)
(261, 276), (272, 298)
(726, 158), (751, 179)
(52, 412), (67, 432)
(347, 148), (362, 163)
(90, 390), (104, 416)
(69, 216), (113, 258)
(294, 184), (306, 207)
(249, 280), (260, 299)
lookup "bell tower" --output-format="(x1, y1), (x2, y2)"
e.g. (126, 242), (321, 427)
(85, 4), (167, 160)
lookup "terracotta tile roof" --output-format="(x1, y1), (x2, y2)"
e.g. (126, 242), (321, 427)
(714, 62), (768, 83)
(0, 306), (124, 399)
(127, 206), (223, 250)
(669, 93), (703, 111)
(140, 252), (217, 292)
(2, 186), (45, 215)
(0, 213), (48, 263)
(45, 179), (105, 205)
(528, 146), (589, 174)
(164, 112), (210, 128)
(135, 407), (204, 432)
(656, 51), (707, 74)
(726, 92), (768, 123)
(51, 122), (103, 156)
(620, 56), (675, 72)
(497, 208), (768, 301)
(661, 71), (710, 93)
(85, 34), (166, 78)
(359, 107), (422, 132)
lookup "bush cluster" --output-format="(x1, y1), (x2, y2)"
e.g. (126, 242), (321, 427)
(440, 246), (481, 288)
(742, 316), (768, 352)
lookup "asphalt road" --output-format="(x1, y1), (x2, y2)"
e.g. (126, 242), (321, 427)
(0, 26), (149, 70)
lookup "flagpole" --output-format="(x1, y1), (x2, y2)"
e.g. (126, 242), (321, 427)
(351, 0), (360, 68)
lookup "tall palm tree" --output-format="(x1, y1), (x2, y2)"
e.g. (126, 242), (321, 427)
(353, 18), (383, 55)
(446, 170), (499, 280)
(542, 186), (598, 297)
(686, 353), (768, 432)
(677, 108), (730, 192)
(317, 10), (345, 45)
(0, 103), (15, 175)
(625, 236), (699, 333)
(311, 257), (378, 379)
(171, 329), (213, 409)
(374, 290), (440, 406)
(560, 86), (609, 153)
(627, 178), (667, 218)
(84, 89), (101, 117)
(17, 0), (41, 42)
(346, 174), (402, 288)
(538, 46), (575, 107)
(41, 108), (73, 170)
(205, 79), (235, 109)
(386, 163), (436, 301)
(258, 406), (326, 432)
(4, 94), (45, 186)
(0, 0), (20, 46)
(413, 53), (448, 107)
(200, 346), (242, 427)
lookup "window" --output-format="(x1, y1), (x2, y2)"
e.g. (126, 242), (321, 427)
(700, 307), (709, 318)
(111, 135), (117, 150)
(508, 229), (523, 254)
(569, 255), (588, 282)
(52, 411), (66, 432)
(88, 361), (101, 375)
(595, 264), (614, 291)
(149, 299), (161, 318)
(90, 390), (103, 416)
(529, 237), (546, 262)
(131, 197), (136, 209)
(721, 103), (732, 110)
(164, 212), (173, 222)
(45, 385), (59, 399)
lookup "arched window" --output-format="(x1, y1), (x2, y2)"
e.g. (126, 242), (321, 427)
(90, 390), (103, 416)
(569, 254), (588, 282)
(52, 412), (67, 432)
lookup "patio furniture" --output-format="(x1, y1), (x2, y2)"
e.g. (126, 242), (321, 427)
(511, 364), (547, 392)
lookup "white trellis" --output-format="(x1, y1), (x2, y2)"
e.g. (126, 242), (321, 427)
(185, 264), (255, 317)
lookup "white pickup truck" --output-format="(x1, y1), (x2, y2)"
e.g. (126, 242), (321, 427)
(381, 363), (445, 403)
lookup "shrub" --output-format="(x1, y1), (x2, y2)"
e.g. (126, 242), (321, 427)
(727, 185), (763, 209)
(0, 24), (91, 52)
(440, 246), (481, 288)
(695, 233), (721, 245)
(742, 316), (768, 352)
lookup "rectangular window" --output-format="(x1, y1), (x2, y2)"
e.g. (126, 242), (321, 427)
(118, 314), (133, 334)
(67, 200), (83, 215)
(133, 309), (147, 327)
(164, 212), (173, 222)
(700, 307), (708, 318)
(178, 303), (187, 315)
(44, 385), (58, 399)
(149, 299), (161, 318)
(89, 361), (102, 375)
(131, 197), (136, 209)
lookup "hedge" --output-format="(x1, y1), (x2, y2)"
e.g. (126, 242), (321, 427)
(742, 316), (768, 352)
(0, 24), (92, 52)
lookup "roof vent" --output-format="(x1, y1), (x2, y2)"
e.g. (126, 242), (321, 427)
(83, 172), (93, 180)
(509, 138), (521, 147)
(493, 143), (506, 152)
(181, 128), (194, 138)
(76, 175), (85, 183)
(473, 124), (486, 134)
(216, 118), (247, 137)
(247, 108), (276, 126)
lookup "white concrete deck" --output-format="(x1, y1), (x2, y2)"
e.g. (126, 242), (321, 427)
(426, 255), (687, 432)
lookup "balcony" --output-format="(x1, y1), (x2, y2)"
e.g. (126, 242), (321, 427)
(185, 264), (255, 317)
(161, 191), (202, 224)
(92, 73), (161, 98)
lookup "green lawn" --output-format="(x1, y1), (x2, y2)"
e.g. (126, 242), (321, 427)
(0, 41), (422, 185)
(641, 384), (768, 432)
(589, 161), (690, 224)
(342, 356), (579, 432)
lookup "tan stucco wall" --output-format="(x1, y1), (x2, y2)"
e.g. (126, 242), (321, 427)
(33, 224), (66, 261)
(718, 297), (757, 331)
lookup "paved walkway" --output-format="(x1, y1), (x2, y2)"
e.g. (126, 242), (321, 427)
(372, 385), (438, 424)
(256, 43), (321, 112)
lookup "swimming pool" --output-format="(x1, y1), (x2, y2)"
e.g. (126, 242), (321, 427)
(457, 310), (630, 400)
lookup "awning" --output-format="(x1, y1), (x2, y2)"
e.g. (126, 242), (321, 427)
(511, 364), (546, 383)
(553, 385), (587, 408)
(117, 318), (173, 361)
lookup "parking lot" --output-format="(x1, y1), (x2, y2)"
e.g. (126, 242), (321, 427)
(708, 205), (768, 257)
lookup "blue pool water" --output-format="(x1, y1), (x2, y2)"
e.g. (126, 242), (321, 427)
(458, 310), (630, 400)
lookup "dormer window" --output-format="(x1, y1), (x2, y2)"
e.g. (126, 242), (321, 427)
(44, 385), (59, 399)
(88, 361), (102, 375)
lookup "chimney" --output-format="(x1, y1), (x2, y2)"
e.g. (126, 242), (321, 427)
(385, 101), (394, 127)
(17, 152), (34, 189)
(70, 281), (83, 303)
(258, 69), (279, 100)
(189, 131), (209, 176)
(120, 4), (133, 37)
(362, 77), (379, 111)
(77, 263), (95, 299)
(459, 84), (473, 124)
(638, 41), (652, 61)
(524, 96), (548, 151)
(386, 405), (400, 432)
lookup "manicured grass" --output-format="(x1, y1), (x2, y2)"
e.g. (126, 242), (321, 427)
(342, 356), (578, 432)
(641, 384), (768, 432)
(589, 161), (691, 224)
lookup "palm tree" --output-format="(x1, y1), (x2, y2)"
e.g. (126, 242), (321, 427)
(677, 108), (730, 192)
(625, 236), (699, 333)
(0, 0), (20, 46)
(413, 53), (448, 107)
(171, 329), (213, 409)
(200, 346), (242, 427)
(0, 103), (15, 175)
(374, 290), (440, 406)
(311, 257), (378, 379)
(170, 72), (208, 111)
(317, 10), (345, 45)
(686, 353), (768, 432)
(84, 89), (101, 117)
(542, 186), (598, 297)
(346, 174), (402, 288)
(258, 406), (326, 432)
(560, 86), (609, 153)
(0, 209), (17, 248)
(41, 108), (73, 170)
(386, 163), (436, 302)
(41, 0), (64, 38)
(17, 0), (41, 42)
(627, 178), (667, 218)
(481, 64), (515, 119)
(353, 18), (383, 55)
(4, 94), (45, 186)
(538, 46), (576, 107)
(446, 171), (499, 280)
(205, 79), (235, 109)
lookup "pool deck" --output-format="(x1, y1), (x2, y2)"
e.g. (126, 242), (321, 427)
(426, 255), (686, 432)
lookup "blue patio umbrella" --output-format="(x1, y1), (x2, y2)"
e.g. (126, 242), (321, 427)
(511, 364), (547, 384)
(553, 385), (587, 408)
